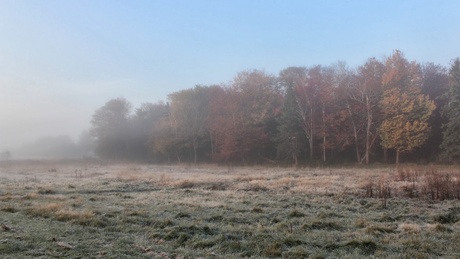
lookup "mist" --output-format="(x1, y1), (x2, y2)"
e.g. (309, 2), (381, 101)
(10, 135), (80, 160)
(0, 91), (91, 154)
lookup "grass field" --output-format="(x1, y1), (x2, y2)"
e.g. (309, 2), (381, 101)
(1, 160), (460, 258)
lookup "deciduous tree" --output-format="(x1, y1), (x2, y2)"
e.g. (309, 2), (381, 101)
(210, 70), (280, 163)
(294, 66), (322, 162)
(90, 98), (132, 159)
(341, 58), (385, 163)
(167, 85), (216, 163)
(151, 109), (185, 163)
(379, 50), (435, 164)
(379, 87), (435, 164)
(130, 102), (169, 161)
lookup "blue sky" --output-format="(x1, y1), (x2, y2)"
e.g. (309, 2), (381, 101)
(1, 0), (460, 149)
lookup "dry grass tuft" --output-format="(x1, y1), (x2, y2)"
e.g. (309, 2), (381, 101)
(240, 183), (269, 192)
(355, 216), (368, 228)
(0, 193), (13, 201)
(398, 223), (421, 233)
(174, 180), (195, 189)
(55, 209), (95, 223)
(365, 224), (397, 235)
(426, 223), (452, 233)
(22, 192), (40, 200)
(262, 242), (282, 257)
(27, 202), (63, 218)
(158, 173), (174, 185)
(26, 202), (95, 223)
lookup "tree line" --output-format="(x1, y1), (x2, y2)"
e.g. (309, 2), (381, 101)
(89, 50), (460, 165)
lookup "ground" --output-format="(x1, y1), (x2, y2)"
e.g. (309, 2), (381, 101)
(0, 160), (459, 258)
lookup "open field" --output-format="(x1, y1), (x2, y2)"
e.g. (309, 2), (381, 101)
(1, 160), (460, 258)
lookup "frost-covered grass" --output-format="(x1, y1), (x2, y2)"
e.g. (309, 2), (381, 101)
(1, 161), (459, 258)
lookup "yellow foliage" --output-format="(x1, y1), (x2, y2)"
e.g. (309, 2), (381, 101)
(379, 86), (435, 155)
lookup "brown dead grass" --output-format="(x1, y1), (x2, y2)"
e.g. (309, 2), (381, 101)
(26, 202), (95, 223)
(2, 162), (459, 201)
(398, 223), (422, 233)
(27, 202), (64, 218)
(55, 209), (95, 222)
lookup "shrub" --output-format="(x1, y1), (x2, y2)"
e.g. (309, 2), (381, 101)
(422, 170), (460, 200)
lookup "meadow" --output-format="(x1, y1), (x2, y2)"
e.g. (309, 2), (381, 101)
(1, 160), (459, 258)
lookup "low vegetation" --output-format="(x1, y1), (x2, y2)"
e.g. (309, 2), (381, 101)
(1, 160), (459, 258)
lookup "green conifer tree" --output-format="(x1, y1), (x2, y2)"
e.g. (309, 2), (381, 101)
(275, 85), (303, 166)
(441, 58), (460, 162)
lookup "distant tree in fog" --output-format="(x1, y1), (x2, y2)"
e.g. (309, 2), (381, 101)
(90, 98), (132, 159)
(78, 130), (96, 158)
(1, 151), (11, 160)
(90, 98), (170, 161)
(129, 102), (169, 161)
(150, 86), (219, 163)
(14, 136), (79, 159)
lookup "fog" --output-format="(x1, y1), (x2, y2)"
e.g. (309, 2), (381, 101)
(10, 135), (84, 160)
(0, 79), (151, 158)
(0, 81), (84, 148)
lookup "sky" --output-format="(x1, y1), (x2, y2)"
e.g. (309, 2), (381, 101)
(1, 0), (460, 151)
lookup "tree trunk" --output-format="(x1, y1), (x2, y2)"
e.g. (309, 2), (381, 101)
(292, 137), (298, 167)
(322, 106), (326, 162)
(323, 136), (326, 162)
(365, 96), (372, 164)
(209, 132), (215, 157)
(309, 107), (314, 162)
(193, 144), (197, 164)
(383, 148), (388, 163)
(346, 102), (361, 163)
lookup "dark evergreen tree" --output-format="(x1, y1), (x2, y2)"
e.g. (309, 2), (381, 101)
(275, 85), (303, 166)
(441, 58), (460, 162)
(415, 63), (449, 162)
